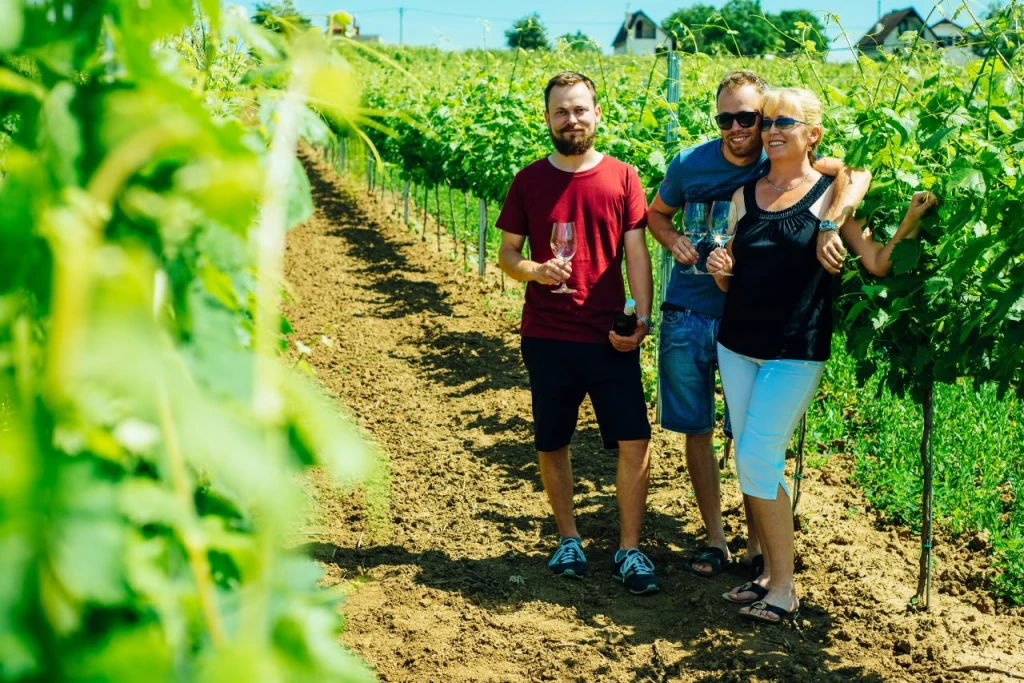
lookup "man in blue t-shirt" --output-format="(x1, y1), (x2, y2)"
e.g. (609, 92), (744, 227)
(647, 70), (869, 578)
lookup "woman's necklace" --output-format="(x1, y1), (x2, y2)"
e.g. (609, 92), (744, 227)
(765, 170), (812, 192)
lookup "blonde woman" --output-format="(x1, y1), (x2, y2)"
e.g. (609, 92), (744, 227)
(706, 87), (937, 624)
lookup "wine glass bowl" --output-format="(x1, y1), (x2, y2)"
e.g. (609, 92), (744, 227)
(681, 202), (708, 275)
(550, 221), (577, 294)
(708, 201), (736, 276)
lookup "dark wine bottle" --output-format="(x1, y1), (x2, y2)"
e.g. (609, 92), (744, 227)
(613, 298), (637, 336)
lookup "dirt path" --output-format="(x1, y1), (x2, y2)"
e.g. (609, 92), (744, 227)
(284, 152), (1024, 683)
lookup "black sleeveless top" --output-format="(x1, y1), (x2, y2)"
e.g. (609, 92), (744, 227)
(718, 174), (835, 361)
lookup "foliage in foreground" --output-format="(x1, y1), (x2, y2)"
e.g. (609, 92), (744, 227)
(1, 2), (376, 680)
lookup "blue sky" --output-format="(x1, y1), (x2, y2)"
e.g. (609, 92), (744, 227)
(236, 1), (1000, 57)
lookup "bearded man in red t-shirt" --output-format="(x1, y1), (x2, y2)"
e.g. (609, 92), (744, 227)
(496, 71), (658, 595)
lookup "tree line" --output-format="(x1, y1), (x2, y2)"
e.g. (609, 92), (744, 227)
(506, 1), (830, 54)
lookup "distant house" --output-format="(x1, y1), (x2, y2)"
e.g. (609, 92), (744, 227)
(929, 18), (975, 64)
(856, 8), (976, 62)
(612, 10), (673, 56)
(326, 12), (382, 44)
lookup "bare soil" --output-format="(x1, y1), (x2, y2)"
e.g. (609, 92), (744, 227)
(284, 151), (1024, 683)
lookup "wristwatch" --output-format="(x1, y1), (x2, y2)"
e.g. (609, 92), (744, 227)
(818, 219), (839, 232)
(637, 316), (653, 332)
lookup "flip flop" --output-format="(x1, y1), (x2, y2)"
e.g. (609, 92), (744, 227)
(740, 600), (800, 625)
(722, 580), (769, 605)
(731, 553), (764, 578)
(686, 546), (728, 578)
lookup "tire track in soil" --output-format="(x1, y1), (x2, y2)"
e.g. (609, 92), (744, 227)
(284, 150), (1024, 683)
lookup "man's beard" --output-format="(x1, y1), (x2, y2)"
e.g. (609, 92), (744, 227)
(551, 126), (595, 156)
(723, 132), (760, 160)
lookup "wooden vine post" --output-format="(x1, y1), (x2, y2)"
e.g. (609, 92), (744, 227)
(915, 382), (936, 609)
(448, 183), (456, 240)
(421, 183), (427, 241)
(478, 198), (487, 276)
(657, 50), (681, 426)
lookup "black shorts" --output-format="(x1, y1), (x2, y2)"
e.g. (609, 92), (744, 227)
(520, 336), (651, 451)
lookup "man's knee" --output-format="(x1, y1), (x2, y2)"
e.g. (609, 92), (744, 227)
(685, 430), (714, 451)
(617, 439), (649, 463)
(539, 446), (570, 462)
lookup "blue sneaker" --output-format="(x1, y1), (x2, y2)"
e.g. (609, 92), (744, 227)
(548, 537), (587, 578)
(612, 548), (661, 594)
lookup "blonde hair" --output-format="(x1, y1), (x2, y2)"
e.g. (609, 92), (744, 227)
(761, 87), (823, 165)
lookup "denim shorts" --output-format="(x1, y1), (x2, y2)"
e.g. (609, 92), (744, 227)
(658, 309), (731, 436)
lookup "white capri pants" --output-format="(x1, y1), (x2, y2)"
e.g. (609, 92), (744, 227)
(717, 343), (825, 500)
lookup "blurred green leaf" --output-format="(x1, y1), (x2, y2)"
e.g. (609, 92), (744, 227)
(285, 155), (313, 231)
(0, 0), (24, 52)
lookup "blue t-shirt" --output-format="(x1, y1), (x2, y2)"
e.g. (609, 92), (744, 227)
(659, 139), (770, 317)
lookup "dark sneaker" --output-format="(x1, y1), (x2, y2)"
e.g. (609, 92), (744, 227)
(612, 548), (661, 594)
(548, 537), (587, 578)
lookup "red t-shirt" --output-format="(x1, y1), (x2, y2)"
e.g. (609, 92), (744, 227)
(496, 156), (648, 343)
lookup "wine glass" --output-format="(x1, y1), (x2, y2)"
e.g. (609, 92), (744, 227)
(550, 221), (577, 294)
(681, 202), (708, 275)
(707, 200), (736, 276)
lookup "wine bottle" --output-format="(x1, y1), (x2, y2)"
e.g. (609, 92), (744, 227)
(613, 298), (637, 336)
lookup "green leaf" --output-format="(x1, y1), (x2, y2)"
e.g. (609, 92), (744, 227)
(298, 107), (331, 146)
(114, 0), (193, 45)
(845, 299), (871, 324)
(880, 107), (915, 144)
(989, 109), (1014, 135)
(199, 263), (241, 313)
(947, 167), (987, 196)
(894, 169), (920, 188)
(69, 624), (174, 682)
(949, 234), (994, 282)
(41, 83), (83, 187)
(889, 239), (923, 275)
(919, 126), (957, 151)
(118, 479), (185, 528)
(183, 288), (253, 402)
(285, 155), (313, 231)
(0, 0), (24, 51)
(647, 150), (666, 174)
(871, 308), (890, 330)
(281, 372), (369, 483)
(51, 462), (128, 605)
(0, 66), (44, 100)
(197, 0), (220, 28)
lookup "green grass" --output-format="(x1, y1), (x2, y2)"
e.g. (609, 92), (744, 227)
(810, 336), (1024, 604)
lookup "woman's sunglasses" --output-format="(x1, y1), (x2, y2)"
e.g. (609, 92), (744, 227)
(714, 111), (760, 130)
(760, 117), (808, 131)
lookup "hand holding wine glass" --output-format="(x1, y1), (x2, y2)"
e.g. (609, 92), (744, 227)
(707, 200), (736, 276)
(549, 221), (577, 294)
(706, 245), (733, 276)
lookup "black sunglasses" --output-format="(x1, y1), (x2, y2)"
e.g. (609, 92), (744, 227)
(714, 111), (760, 130)
(760, 116), (808, 131)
